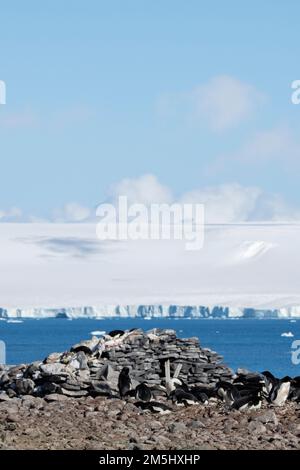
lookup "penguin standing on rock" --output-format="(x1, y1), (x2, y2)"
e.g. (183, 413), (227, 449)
(118, 367), (131, 398)
(269, 376), (291, 406)
(261, 370), (278, 394)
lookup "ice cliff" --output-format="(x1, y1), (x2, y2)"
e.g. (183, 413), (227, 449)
(1, 305), (300, 319)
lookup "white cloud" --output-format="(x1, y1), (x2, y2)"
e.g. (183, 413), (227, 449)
(205, 124), (300, 176)
(106, 175), (300, 223)
(53, 203), (91, 222)
(181, 184), (261, 223)
(109, 174), (173, 205)
(0, 207), (23, 221)
(235, 125), (299, 164)
(192, 75), (264, 131)
(157, 75), (264, 131)
(180, 183), (300, 223)
(1, 176), (300, 224)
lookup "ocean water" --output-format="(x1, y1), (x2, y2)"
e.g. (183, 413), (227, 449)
(0, 318), (299, 377)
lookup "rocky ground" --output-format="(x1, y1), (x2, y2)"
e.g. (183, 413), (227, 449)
(0, 394), (299, 450)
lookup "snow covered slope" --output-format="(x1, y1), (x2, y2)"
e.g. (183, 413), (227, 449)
(0, 223), (300, 316)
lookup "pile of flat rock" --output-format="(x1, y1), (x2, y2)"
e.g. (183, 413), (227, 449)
(0, 328), (233, 401)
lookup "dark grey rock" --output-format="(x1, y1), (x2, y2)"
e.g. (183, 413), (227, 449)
(15, 378), (35, 395)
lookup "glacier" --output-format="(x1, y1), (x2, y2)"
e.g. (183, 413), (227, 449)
(1, 304), (300, 319)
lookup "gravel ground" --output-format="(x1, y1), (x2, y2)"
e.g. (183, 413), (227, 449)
(0, 395), (299, 450)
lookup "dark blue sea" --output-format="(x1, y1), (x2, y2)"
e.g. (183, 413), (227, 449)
(0, 318), (299, 377)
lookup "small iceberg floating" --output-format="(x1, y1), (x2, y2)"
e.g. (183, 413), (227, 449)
(281, 332), (294, 337)
(90, 330), (106, 336)
(7, 319), (24, 324)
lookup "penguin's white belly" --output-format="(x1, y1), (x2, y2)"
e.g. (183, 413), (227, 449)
(273, 382), (290, 406)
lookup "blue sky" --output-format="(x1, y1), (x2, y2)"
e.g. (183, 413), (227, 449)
(0, 1), (300, 222)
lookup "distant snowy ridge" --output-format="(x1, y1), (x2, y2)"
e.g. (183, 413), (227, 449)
(1, 305), (300, 319)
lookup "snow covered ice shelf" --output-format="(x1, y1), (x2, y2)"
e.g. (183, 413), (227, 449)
(0, 223), (300, 316)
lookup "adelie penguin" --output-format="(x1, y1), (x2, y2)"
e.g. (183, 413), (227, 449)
(108, 330), (125, 338)
(215, 381), (240, 406)
(269, 376), (291, 406)
(261, 370), (278, 394)
(135, 382), (152, 402)
(169, 387), (199, 406)
(234, 373), (266, 392)
(289, 376), (300, 402)
(191, 389), (209, 405)
(231, 391), (262, 411)
(118, 367), (131, 398)
(135, 401), (172, 415)
(191, 385), (215, 399)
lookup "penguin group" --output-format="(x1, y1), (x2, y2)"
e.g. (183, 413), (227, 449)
(166, 369), (300, 411)
(117, 366), (172, 414)
(100, 350), (300, 414)
(261, 371), (300, 406)
(214, 370), (300, 410)
(215, 376), (264, 411)
(116, 360), (212, 413)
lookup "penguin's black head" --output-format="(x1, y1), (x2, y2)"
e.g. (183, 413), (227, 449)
(121, 367), (130, 375)
(261, 371), (275, 380)
(175, 380), (189, 392)
(291, 376), (300, 386)
(109, 329), (125, 338)
(281, 376), (291, 383)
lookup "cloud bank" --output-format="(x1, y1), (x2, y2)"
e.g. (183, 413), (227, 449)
(106, 175), (300, 224)
(1, 174), (300, 224)
(2, 174), (300, 224)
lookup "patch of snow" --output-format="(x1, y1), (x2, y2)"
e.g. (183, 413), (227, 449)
(237, 240), (277, 261)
